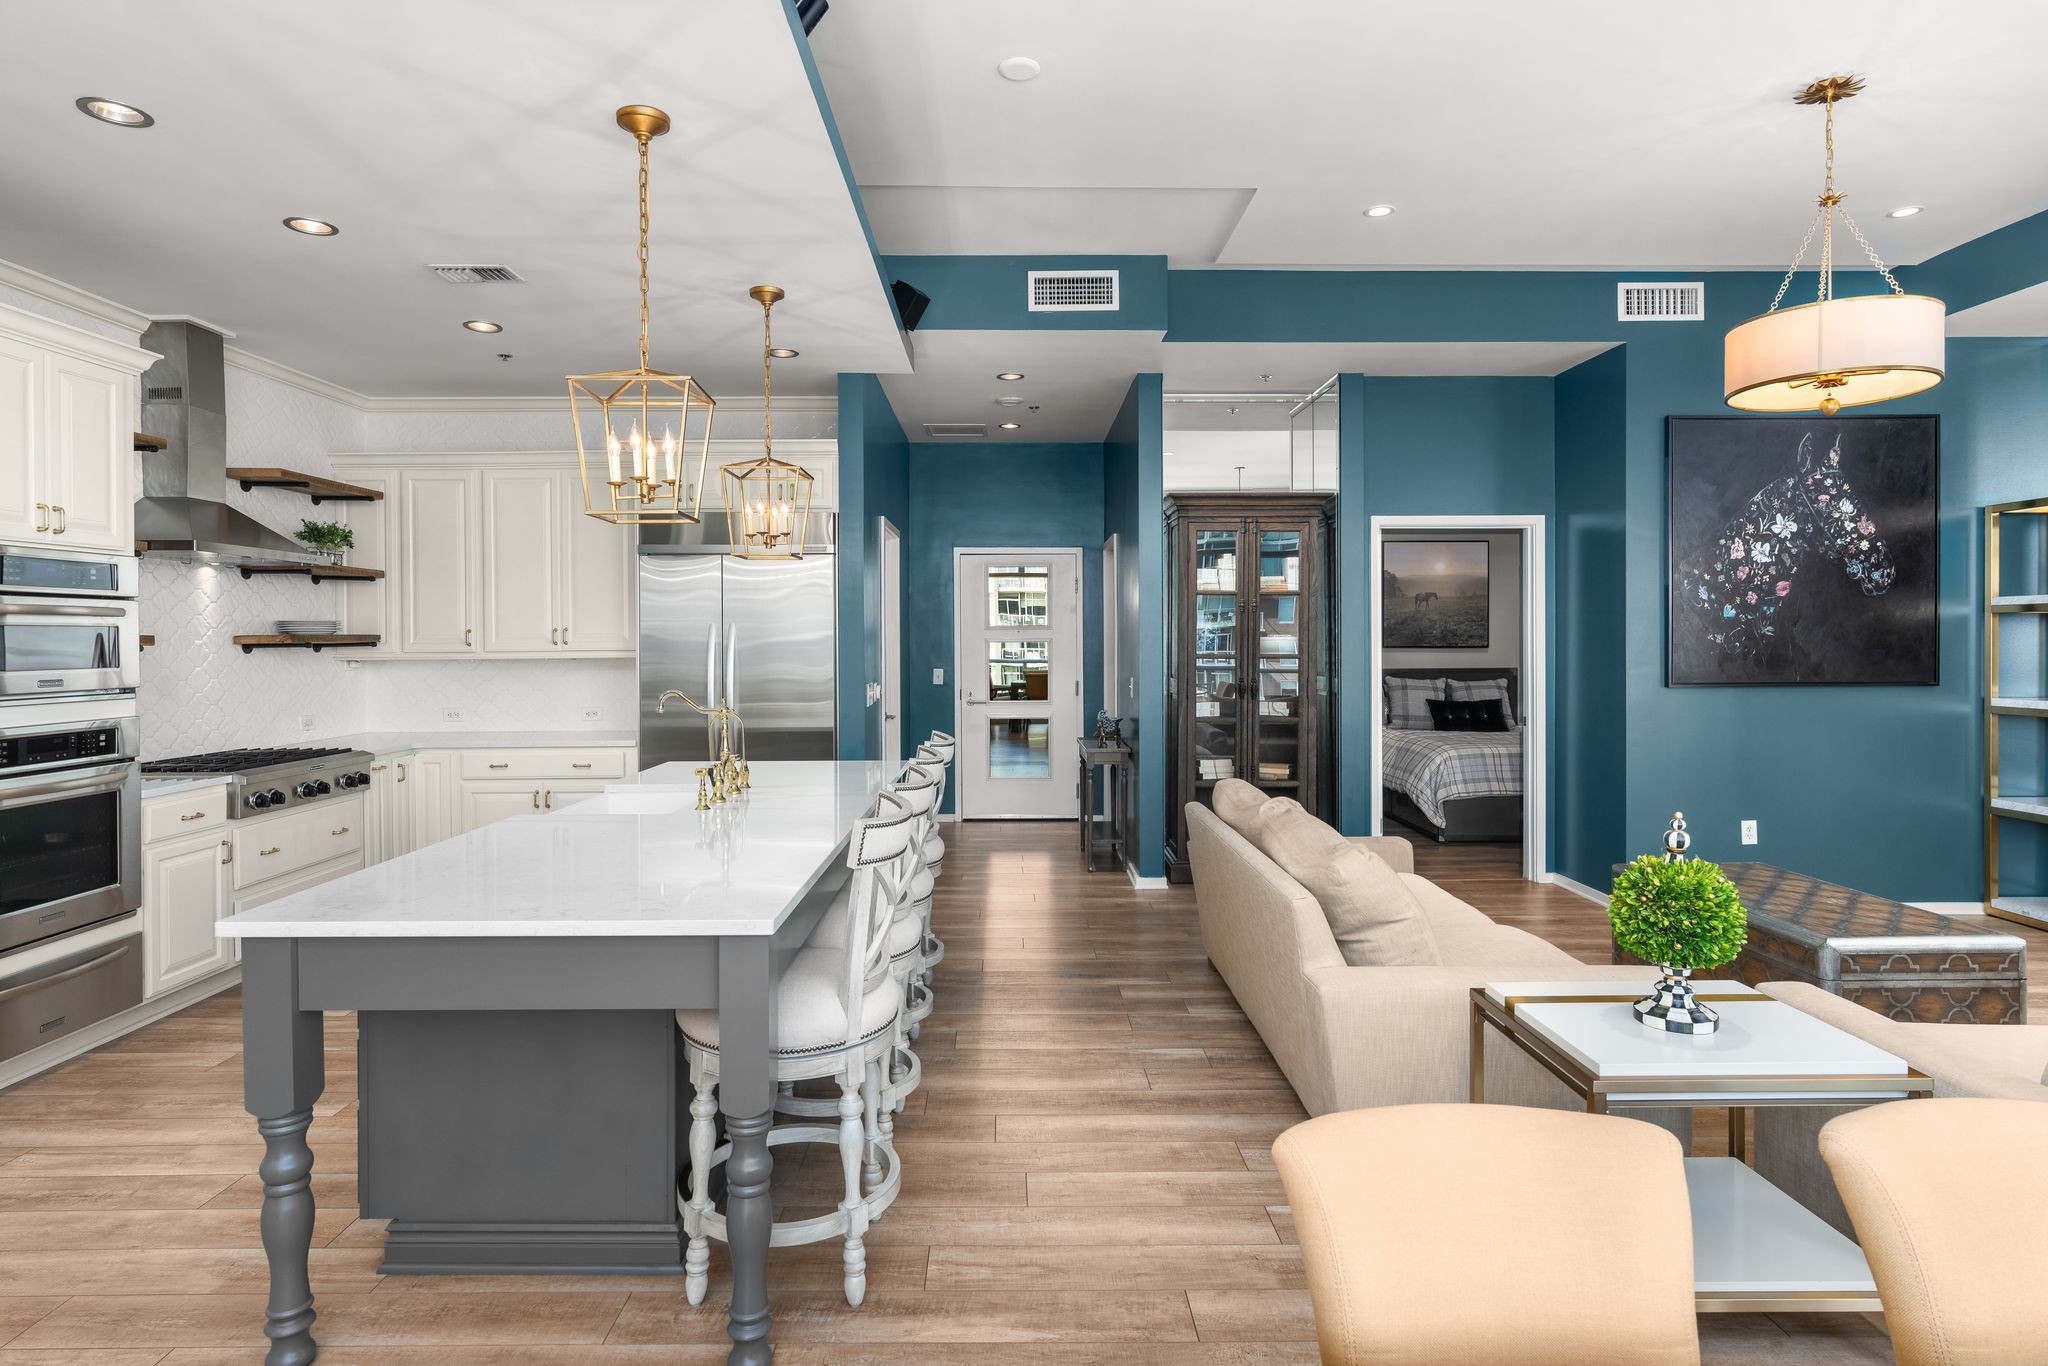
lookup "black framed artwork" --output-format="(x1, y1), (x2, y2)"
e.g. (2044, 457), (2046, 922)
(1383, 539), (1489, 649)
(1667, 415), (1939, 686)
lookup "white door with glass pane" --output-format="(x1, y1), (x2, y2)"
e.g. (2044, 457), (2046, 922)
(956, 551), (1081, 819)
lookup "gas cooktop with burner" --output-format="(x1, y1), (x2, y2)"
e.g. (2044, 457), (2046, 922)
(142, 746), (375, 816)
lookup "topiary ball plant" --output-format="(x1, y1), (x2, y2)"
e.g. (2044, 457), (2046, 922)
(1608, 854), (1747, 973)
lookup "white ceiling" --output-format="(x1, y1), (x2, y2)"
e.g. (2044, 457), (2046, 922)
(813, 0), (2048, 269)
(0, 0), (907, 398)
(1948, 283), (2048, 337)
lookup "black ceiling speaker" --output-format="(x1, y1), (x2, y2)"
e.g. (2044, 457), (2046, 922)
(891, 279), (931, 331)
(795, 0), (829, 34)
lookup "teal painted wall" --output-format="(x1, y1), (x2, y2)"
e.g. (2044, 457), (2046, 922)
(835, 374), (909, 759)
(1335, 375), (1370, 833)
(1105, 375), (1168, 878)
(903, 443), (1107, 814)
(1552, 348), (1631, 888)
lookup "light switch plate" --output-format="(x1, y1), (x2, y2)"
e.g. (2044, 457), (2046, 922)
(931, 668), (944, 685)
(1740, 819), (1758, 845)
(865, 681), (882, 704)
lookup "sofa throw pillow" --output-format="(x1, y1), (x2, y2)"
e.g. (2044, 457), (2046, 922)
(1384, 675), (1445, 730)
(1425, 697), (1511, 732)
(1258, 797), (1441, 967)
(1447, 676), (1517, 727)
(1210, 777), (1269, 840)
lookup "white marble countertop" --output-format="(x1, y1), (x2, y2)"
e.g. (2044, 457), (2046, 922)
(141, 774), (235, 799)
(217, 760), (897, 939)
(319, 730), (638, 754)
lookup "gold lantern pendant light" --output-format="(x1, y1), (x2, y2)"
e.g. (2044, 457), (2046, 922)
(1724, 76), (1945, 416)
(722, 286), (815, 559)
(566, 105), (715, 525)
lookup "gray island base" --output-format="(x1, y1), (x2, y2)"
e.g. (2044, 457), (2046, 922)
(227, 762), (897, 1366)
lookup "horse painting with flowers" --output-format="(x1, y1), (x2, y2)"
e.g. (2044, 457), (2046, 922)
(1668, 417), (1938, 686)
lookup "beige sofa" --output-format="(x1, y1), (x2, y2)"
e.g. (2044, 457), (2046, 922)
(1756, 981), (2048, 1237)
(1185, 800), (1683, 1119)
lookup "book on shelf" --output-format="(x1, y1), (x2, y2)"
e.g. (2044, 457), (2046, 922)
(1257, 762), (1293, 781)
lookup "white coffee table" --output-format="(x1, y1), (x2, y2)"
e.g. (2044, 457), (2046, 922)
(1470, 981), (1932, 1313)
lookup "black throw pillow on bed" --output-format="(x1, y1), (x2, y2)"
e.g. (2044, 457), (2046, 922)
(1425, 697), (1510, 732)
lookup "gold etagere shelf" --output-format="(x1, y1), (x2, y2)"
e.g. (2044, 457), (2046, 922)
(1985, 496), (2048, 930)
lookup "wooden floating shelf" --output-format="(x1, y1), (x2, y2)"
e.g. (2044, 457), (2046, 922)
(234, 634), (379, 654)
(235, 563), (383, 583)
(139, 634), (155, 648)
(226, 467), (383, 504)
(133, 431), (168, 451)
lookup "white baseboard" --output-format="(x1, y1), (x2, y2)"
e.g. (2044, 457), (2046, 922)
(0, 964), (241, 1092)
(1125, 862), (1169, 891)
(1541, 871), (1610, 907)
(1909, 901), (1986, 917)
(938, 812), (961, 824)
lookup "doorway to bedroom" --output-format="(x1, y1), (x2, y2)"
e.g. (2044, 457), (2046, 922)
(1370, 516), (1546, 882)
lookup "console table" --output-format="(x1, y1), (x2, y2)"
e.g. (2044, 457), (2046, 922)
(1078, 739), (1131, 872)
(1613, 862), (2028, 1025)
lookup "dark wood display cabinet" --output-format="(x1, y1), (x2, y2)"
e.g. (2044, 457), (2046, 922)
(1164, 492), (1334, 882)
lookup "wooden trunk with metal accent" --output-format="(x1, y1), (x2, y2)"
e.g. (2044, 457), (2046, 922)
(1611, 862), (2029, 1025)
(1163, 492), (1334, 883)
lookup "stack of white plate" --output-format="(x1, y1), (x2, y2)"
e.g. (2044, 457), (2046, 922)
(276, 619), (339, 636)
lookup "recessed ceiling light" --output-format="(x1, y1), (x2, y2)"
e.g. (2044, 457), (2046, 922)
(462, 320), (503, 334)
(1886, 205), (1926, 218)
(76, 97), (153, 127)
(995, 396), (1023, 407)
(997, 57), (1041, 83)
(996, 371), (1025, 381)
(999, 421), (1021, 430)
(283, 217), (339, 236)
(770, 347), (799, 358)
(1363, 204), (1396, 218)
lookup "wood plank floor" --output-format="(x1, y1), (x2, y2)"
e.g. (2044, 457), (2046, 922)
(0, 823), (1927, 1361)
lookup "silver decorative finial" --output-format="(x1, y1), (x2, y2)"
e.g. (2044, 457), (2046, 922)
(1661, 811), (1691, 862)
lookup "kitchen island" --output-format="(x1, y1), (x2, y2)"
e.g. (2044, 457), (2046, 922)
(219, 760), (895, 1366)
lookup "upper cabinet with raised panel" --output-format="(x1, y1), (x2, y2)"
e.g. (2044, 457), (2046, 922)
(399, 468), (479, 653)
(0, 305), (151, 553)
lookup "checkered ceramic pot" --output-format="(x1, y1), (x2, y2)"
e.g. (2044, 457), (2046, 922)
(1633, 966), (1721, 1036)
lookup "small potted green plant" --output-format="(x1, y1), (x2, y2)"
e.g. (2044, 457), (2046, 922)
(296, 519), (354, 565)
(1608, 813), (1747, 1035)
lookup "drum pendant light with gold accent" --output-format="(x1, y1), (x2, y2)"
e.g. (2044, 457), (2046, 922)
(566, 105), (714, 524)
(722, 286), (815, 559)
(1724, 76), (1944, 417)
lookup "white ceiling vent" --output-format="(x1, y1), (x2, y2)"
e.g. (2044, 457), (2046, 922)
(426, 264), (526, 285)
(1618, 282), (1704, 321)
(1029, 269), (1120, 312)
(924, 422), (988, 438)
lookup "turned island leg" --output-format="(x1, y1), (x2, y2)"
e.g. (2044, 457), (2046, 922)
(719, 936), (779, 1365)
(241, 939), (326, 1366)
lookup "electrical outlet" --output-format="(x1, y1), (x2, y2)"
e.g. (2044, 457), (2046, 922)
(299, 714), (315, 733)
(931, 668), (944, 685)
(442, 707), (466, 723)
(1740, 819), (1758, 846)
(580, 706), (604, 723)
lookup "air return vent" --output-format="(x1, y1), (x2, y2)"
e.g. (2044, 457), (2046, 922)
(426, 264), (526, 285)
(923, 422), (988, 439)
(1028, 269), (1119, 312)
(1618, 282), (1704, 321)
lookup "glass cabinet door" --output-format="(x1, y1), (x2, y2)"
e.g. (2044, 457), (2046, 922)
(1249, 527), (1303, 791)
(1190, 527), (1241, 785)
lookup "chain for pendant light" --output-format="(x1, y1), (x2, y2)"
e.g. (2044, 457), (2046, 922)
(1766, 79), (1905, 315)
(760, 292), (775, 460)
(636, 131), (652, 371)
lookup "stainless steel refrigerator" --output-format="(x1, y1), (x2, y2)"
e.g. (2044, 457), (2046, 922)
(637, 518), (837, 769)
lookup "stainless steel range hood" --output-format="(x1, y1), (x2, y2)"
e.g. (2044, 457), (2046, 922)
(134, 320), (326, 566)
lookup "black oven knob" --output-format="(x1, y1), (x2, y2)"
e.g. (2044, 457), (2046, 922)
(246, 790), (272, 810)
(336, 771), (365, 789)
(266, 788), (287, 806)
(294, 782), (320, 800)
(314, 779), (332, 794)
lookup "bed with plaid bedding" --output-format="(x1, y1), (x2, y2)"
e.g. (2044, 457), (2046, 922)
(1381, 728), (1522, 829)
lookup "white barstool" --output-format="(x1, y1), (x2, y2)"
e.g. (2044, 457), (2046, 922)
(921, 731), (956, 875)
(676, 806), (914, 1308)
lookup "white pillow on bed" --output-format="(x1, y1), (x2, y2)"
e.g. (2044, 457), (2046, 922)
(1447, 676), (1518, 727)
(1383, 675), (1444, 730)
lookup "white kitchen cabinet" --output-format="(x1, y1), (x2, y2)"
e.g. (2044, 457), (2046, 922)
(0, 307), (150, 552)
(233, 852), (366, 914)
(0, 332), (41, 544)
(557, 468), (635, 653)
(454, 746), (636, 832)
(230, 796), (366, 890)
(481, 469), (562, 654)
(540, 781), (608, 812)
(141, 826), (233, 998)
(461, 780), (549, 830)
(408, 751), (456, 847)
(42, 351), (132, 552)
(399, 469), (479, 654)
